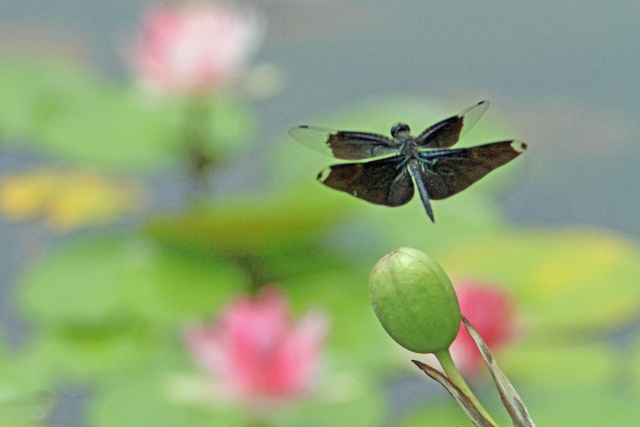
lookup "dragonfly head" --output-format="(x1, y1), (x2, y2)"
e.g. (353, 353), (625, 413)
(390, 122), (411, 139)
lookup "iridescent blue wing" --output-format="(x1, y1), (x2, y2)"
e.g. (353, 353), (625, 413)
(289, 125), (400, 160)
(317, 156), (414, 206)
(417, 140), (527, 199)
(415, 101), (490, 149)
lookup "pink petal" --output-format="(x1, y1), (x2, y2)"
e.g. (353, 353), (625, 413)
(450, 282), (517, 375)
(184, 286), (328, 402)
(129, 1), (265, 96)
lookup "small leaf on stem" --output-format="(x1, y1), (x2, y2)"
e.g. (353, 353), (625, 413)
(412, 360), (496, 427)
(462, 316), (536, 427)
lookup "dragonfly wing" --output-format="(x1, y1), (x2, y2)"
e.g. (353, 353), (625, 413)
(415, 100), (490, 149)
(289, 125), (400, 160)
(419, 140), (527, 199)
(318, 156), (414, 206)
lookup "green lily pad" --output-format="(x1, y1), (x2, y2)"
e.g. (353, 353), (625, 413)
(19, 234), (247, 325)
(503, 343), (640, 426)
(17, 234), (249, 380)
(90, 369), (239, 427)
(39, 89), (254, 172)
(438, 227), (640, 337)
(146, 191), (354, 257)
(498, 341), (621, 388)
(21, 321), (153, 383)
(0, 339), (53, 427)
(0, 58), (254, 172)
(522, 384), (640, 426)
(0, 58), (96, 139)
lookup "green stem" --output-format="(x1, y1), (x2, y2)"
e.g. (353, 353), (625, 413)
(434, 348), (498, 426)
(231, 252), (275, 293)
(183, 99), (216, 205)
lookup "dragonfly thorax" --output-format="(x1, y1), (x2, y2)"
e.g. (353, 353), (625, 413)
(390, 122), (411, 139)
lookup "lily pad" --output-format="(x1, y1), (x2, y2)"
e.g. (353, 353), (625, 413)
(0, 58), (254, 172)
(90, 369), (237, 427)
(438, 227), (640, 337)
(146, 191), (353, 257)
(19, 234), (247, 325)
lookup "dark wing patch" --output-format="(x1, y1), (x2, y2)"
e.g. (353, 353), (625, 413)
(419, 140), (526, 199)
(289, 126), (399, 160)
(415, 100), (490, 149)
(318, 156), (414, 206)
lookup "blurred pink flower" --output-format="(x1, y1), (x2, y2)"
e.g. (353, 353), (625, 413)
(184, 286), (328, 403)
(450, 282), (518, 375)
(130, 1), (265, 96)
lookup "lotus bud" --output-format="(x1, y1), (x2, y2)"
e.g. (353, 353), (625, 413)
(369, 247), (461, 353)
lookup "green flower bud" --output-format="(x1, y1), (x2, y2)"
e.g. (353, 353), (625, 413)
(369, 247), (461, 353)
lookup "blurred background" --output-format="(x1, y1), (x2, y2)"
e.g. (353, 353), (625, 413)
(0, 1), (639, 426)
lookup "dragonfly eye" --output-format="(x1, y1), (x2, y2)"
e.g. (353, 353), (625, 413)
(391, 122), (411, 138)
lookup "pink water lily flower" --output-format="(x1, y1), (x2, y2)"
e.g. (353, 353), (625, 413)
(185, 286), (329, 404)
(130, 1), (265, 96)
(450, 282), (518, 375)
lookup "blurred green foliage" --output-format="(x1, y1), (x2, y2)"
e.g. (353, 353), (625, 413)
(0, 58), (254, 172)
(439, 228), (640, 337)
(0, 55), (638, 426)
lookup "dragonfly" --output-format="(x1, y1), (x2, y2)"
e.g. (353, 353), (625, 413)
(288, 100), (527, 222)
